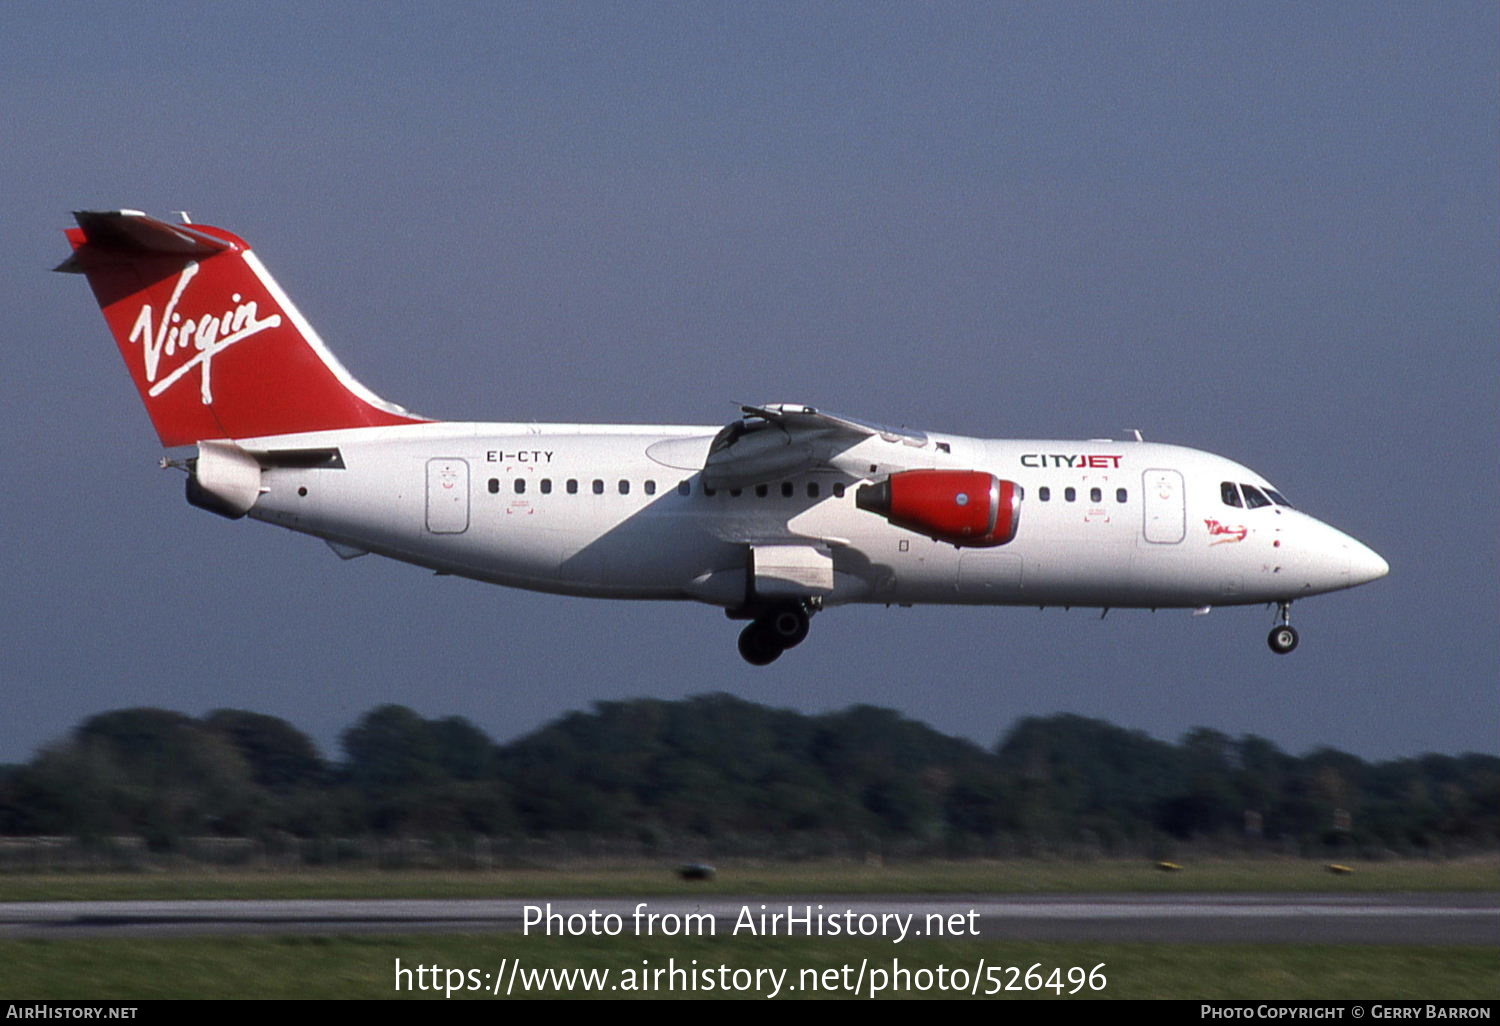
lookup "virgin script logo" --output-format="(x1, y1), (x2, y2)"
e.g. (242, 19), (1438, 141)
(126, 261), (282, 404)
(1204, 519), (1248, 545)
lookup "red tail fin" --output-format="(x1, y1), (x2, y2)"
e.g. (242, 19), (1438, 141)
(59, 210), (426, 446)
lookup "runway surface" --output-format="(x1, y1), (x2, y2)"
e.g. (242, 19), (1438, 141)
(0, 893), (1493, 944)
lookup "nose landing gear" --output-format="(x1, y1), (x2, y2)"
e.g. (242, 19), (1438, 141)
(735, 600), (812, 665)
(1268, 601), (1299, 655)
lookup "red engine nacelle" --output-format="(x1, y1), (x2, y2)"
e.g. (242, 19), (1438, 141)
(855, 470), (1020, 547)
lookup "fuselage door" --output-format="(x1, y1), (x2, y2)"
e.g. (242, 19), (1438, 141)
(426, 458), (470, 534)
(1142, 468), (1185, 544)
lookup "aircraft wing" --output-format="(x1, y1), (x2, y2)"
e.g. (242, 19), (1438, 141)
(702, 403), (930, 489)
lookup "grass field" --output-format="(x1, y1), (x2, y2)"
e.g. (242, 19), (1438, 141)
(0, 933), (1494, 1000)
(0, 856), (1495, 902)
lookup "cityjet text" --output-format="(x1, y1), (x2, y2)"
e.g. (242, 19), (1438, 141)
(1020, 454), (1123, 469)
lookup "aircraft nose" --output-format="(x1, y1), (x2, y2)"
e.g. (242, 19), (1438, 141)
(1345, 538), (1389, 586)
(1293, 517), (1388, 594)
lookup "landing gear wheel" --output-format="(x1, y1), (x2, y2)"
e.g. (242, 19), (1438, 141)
(1268, 624), (1299, 655)
(765, 603), (811, 649)
(738, 622), (783, 665)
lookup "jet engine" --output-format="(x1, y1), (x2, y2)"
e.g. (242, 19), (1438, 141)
(855, 469), (1020, 547)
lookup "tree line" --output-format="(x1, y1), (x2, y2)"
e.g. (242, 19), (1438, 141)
(0, 696), (1494, 860)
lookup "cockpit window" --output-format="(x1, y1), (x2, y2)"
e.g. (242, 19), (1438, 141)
(1241, 484), (1273, 509)
(1221, 482), (1243, 508)
(1265, 489), (1293, 508)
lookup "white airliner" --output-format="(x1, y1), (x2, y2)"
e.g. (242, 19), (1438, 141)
(60, 210), (1388, 664)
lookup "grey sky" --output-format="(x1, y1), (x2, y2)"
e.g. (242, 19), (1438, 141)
(2, 2), (1495, 763)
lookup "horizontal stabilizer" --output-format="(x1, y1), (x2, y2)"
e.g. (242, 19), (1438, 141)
(56, 211), (239, 272)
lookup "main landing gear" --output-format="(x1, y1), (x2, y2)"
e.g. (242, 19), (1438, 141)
(1267, 601), (1299, 655)
(735, 601), (812, 666)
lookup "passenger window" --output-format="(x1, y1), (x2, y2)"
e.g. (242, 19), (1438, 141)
(781, 482), (793, 498)
(619, 480), (630, 495)
(1221, 482), (1243, 508)
(592, 479), (604, 495)
(645, 480), (656, 496)
(833, 483), (846, 498)
(807, 482), (821, 498)
(540, 479), (552, 494)
(514, 478), (526, 494)
(1039, 487), (1050, 502)
(566, 479), (578, 495)
(755, 484), (768, 498)
(1065, 487), (1076, 503)
(1116, 488), (1127, 503)
(487, 478), (499, 494)
(1090, 487), (1102, 503)
(730, 488), (742, 497)
(704, 485), (717, 497)
(678, 481), (690, 496)
(1241, 484), (1272, 509)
